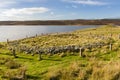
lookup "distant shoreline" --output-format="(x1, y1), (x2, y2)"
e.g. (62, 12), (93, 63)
(0, 19), (119, 25)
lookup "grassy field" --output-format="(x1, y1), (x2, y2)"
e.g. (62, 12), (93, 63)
(0, 25), (120, 80)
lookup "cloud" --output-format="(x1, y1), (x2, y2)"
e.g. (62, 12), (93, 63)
(63, 0), (107, 5)
(0, 7), (50, 20)
(0, 0), (42, 8)
(50, 12), (54, 15)
(72, 5), (78, 8)
(1, 7), (49, 17)
(0, 0), (50, 20)
(0, 1), (16, 7)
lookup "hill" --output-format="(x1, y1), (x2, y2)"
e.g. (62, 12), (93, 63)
(0, 19), (120, 25)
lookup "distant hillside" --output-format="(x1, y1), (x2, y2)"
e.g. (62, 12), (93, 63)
(0, 19), (120, 25)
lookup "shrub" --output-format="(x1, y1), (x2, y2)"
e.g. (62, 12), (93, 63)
(5, 60), (21, 69)
(0, 57), (12, 65)
(0, 43), (4, 48)
(2, 66), (27, 80)
(45, 69), (61, 80)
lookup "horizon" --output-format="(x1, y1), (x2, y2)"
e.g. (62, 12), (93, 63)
(0, 0), (119, 21)
(0, 18), (120, 21)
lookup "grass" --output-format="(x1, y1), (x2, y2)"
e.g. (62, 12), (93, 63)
(0, 50), (84, 79)
(0, 25), (120, 79)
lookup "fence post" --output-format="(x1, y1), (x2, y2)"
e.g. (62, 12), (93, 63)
(7, 39), (9, 44)
(109, 43), (112, 51)
(39, 52), (42, 61)
(12, 48), (17, 58)
(80, 48), (83, 57)
(36, 34), (37, 37)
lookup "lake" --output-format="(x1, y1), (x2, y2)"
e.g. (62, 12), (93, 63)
(0, 25), (100, 42)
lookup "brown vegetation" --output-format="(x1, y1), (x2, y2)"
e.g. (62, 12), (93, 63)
(0, 19), (120, 25)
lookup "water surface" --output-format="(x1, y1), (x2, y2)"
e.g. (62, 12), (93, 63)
(0, 25), (100, 42)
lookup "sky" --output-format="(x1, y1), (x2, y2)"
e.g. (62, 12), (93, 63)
(0, 0), (119, 20)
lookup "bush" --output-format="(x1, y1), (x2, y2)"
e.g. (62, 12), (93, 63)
(2, 66), (27, 80)
(5, 60), (21, 69)
(0, 43), (4, 48)
(0, 57), (12, 65)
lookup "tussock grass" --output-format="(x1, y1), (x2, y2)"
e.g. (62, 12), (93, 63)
(45, 60), (120, 80)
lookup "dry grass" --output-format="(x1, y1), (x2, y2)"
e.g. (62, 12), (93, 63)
(45, 60), (120, 80)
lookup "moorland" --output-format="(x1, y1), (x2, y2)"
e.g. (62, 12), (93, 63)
(0, 19), (120, 25)
(0, 25), (120, 80)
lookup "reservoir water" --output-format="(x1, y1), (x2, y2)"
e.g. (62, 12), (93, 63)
(0, 25), (100, 42)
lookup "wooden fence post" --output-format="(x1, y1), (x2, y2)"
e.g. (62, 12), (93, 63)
(109, 43), (112, 51)
(12, 48), (17, 58)
(39, 52), (42, 61)
(80, 48), (83, 57)
(7, 39), (9, 44)
(36, 34), (37, 37)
